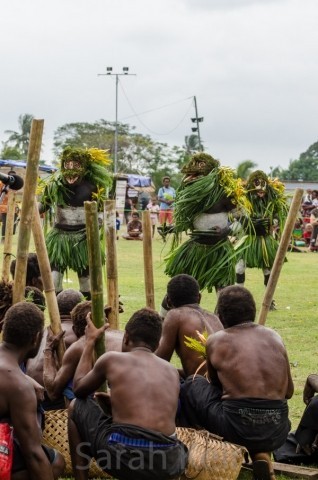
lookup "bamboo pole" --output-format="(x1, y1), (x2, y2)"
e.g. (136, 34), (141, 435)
(2, 191), (17, 281)
(258, 188), (304, 325)
(104, 200), (119, 329)
(32, 202), (65, 363)
(12, 119), (44, 304)
(142, 210), (155, 309)
(85, 201), (106, 360)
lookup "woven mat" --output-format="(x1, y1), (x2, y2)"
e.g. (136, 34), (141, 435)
(43, 409), (110, 478)
(176, 427), (247, 480)
(43, 409), (246, 480)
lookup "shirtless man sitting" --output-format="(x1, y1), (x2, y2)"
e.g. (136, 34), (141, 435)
(0, 302), (65, 479)
(68, 308), (188, 480)
(179, 285), (294, 480)
(156, 274), (223, 377)
(25, 288), (83, 410)
(43, 300), (123, 404)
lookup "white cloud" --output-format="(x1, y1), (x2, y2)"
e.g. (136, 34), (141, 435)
(0, 0), (318, 172)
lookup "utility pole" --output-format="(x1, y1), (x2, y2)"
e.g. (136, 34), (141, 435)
(191, 96), (204, 151)
(98, 67), (136, 173)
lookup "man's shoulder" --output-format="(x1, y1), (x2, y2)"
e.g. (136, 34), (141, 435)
(0, 364), (32, 396)
(64, 337), (85, 357)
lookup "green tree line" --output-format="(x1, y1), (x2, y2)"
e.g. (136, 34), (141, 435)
(2, 114), (318, 186)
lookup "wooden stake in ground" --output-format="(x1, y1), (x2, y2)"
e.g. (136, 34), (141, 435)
(104, 200), (119, 329)
(2, 191), (17, 281)
(85, 201), (106, 361)
(142, 209), (155, 309)
(12, 119), (44, 304)
(258, 188), (304, 326)
(32, 203), (65, 364)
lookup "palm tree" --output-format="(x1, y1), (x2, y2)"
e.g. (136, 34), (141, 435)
(4, 114), (34, 157)
(236, 160), (257, 180)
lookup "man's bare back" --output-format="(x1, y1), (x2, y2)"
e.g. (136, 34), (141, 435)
(75, 348), (179, 436)
(0, 302), (65, 479)
(207, 323), (293, 400)
(69, 308), (188, 480)
(156, 304), (223, 377)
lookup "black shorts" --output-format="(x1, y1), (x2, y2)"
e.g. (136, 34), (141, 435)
(179, 375), (291, 453)
(71, 397), (188, 480)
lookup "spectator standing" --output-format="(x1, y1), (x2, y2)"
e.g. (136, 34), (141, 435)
(116, 211), (120, 240)
(0, 170), (19, 243)
(309, 206), (318, 251)
(139, 191), (150, 211)
(158, 176), (176, 226)
(123, 196), (132, 225)
(147, 198), (160, 237)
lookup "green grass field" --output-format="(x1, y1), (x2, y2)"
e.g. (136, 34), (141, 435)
(7, 230), (318, 479)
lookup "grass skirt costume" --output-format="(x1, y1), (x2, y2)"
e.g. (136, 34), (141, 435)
(164, 157), (250, 292)
(39, 147), (112, 295)
(235, 174), (289, 271)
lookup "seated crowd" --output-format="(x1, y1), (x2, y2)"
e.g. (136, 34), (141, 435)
(1, 258), (314, 480)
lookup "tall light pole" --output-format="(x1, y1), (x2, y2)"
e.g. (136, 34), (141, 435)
(98, 66), (136, 173)
(191, 96), (204, 151)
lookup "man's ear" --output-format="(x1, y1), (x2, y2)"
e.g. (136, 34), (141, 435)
(166, 296), (173, 309)
(34, 331), (42, 346)
(123, 331), (129, 345)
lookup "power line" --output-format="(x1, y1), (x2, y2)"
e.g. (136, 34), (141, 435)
(119, 82), (194, 136)
(120, 96), (194, 121)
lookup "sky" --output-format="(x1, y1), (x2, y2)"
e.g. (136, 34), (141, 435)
(1, 0), (318, 172)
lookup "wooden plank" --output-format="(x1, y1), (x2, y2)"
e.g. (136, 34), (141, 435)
(243, 462), (318, 479)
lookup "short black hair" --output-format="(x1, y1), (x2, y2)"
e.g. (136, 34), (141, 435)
(25, 286), (46, 311)
(167, 274), (200, 307)
(71, 300), (91, 338)
(125, 308), (162, 351)
(216, 286), (256, 328)
(3, 302), (44, 347)
(10, 253), (41, 287)
(57, 289), (83, 315)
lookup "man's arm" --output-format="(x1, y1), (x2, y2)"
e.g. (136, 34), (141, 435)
(283, 349), (294, 399)
(206, 335), (223, 387)
(303, 374), (318, 405)
(155, 311), (180, 362)
(11, 379), (55, 479)
(157, 187), (164, 202)
(73, 314), (109, 398)
(43, 343), (82, 401)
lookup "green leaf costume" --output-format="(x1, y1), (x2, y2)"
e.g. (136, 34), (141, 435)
(165, 153), (250, 292)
